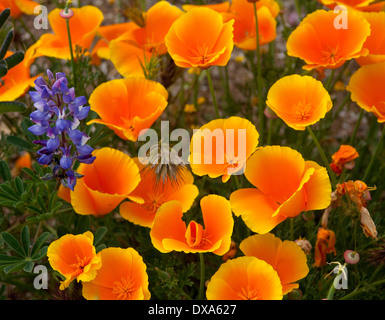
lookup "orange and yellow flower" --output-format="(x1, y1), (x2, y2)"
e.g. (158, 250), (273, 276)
(228, 0), (278, 51)
(0, 0), (40, 18)
(286, 9), (370, 70)
(206, 256), (283, 300)
(317, 0), (385, 11)
(266, 75), (333, 130)
(150, 195), (233, 255)
(47, 231), (102, 290)
(230, 146), (331, 234)
(240, 233), (309, 295)
(182, 1), (231, 13)
(61, 147), (141, 216)
(119, 158), (199, 228)
(189, 116), (259, 183)
(346, 61), (385, 122)
(314, 227), (336, 267)
(88, 77), (168, 142)
(109, 1), (183, 77)
(330, 145), (359, 175)
(165, 7), (234, 69)
(31, 6), (104, 61)
(82, 247), (151, 300)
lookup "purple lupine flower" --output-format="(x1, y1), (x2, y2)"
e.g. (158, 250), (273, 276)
(28, 69), (95, 191)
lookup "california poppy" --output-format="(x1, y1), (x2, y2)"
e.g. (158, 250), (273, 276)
(317, 0), (385, 11)
(64, 147), (141, 216)
(82, 247), (151, 300)
(182, 1), (231, 13)
(47, 231), (102, 290)
(0, 50), (38, 102)
(88, 77), (168, 141)
(356, 12), (385, 66)
(286, 9), (370, 70)
(330, 145), (359, 175)
(165, 7), (234, 69)
(189, 116), (260, 183)
(119, 158), (199, 228)
(206, 256), (283, 300)
(314, 227), (336, 267)
(266, 75), (333, 130)
(240, 233), (309, 295)
(229, 0), (278, 51)
(109, 1), (183, 77)
(150, 195), (233, 255)
(346, 61), (385, 122)
(230, 146), (331, 234)
(31, 6), (104, 60)
(0, 0), (39, 18)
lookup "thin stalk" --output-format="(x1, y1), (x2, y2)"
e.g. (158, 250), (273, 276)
(363, 124), (385, 181)
(205, 69), (220, 118)
(307, 126), (337, 188)
(339, 279), (385, 300)
(198, 252), (205, 300)
(64, 1), (77, 89)
(325, 69), (336, 92)
(253, 2), (265, 144)
(349, 108), (364, 146)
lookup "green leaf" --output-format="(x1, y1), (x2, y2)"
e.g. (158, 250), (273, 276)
(0, 63), (7, 77)
(31, 246), (47, 261)
(3, 50), (24, 70)
(0, 101), (26, 114)
(23, 260), (34, 273)
(95, 244), (106, 253)
(0, 183), (18, 200)
(6, 135), (34, 151)
(75, 215), (90, 234)
(3, 261), (27, 274)
(0, 8), (10, 30)
(0, 254), (23, 265)
(14, 176), (24, 195)
(31, 232), (50, 257)
(0, 160), (11, 181)
(1, 232), (25, 257)
(93, 227), (107, 246)
(21, 226), (30, 256)
(0, 28), (13, 60)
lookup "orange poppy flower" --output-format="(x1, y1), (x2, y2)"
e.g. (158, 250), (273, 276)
(230, 146), (331, 234)
(150, 195), (233, 255)
(82, 247), (151, 300)
(206, 256), (283, 300)
(356, 12), (385, 66)
(189, 116), (260, 183)
(266, 75), (333, 130)
(109, 1), (183, 77)
(88, 77), (168, 142)
(0, 0), (39, 18)
(314, 227), (336, 267)
(0, 50), (38, 101)
(119, 158), (199, 228)
(165, 7), (234, 69)
(182, 1), (231, 13)
(47, 231), (102, 290)
(229, 0), (278, 51)
(91, 22), (136, 65)
(240, 233), (309, 295)
(346, 61), (385, 122)
(317, 0), (385, 11)
(32, 6), (104, 60)
(330, 145), (359, 175)
(286, 9), (370, 70)
(65, 147), (141, 216)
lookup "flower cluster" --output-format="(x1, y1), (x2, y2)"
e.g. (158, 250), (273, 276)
(28, 70), (95, 190)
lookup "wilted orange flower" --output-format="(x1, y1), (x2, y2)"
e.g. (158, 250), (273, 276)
(286, 9), (370, 70)
(336, 180), (372, 209)
(62, 147), (141, 216)
(47, 231), (102, 290)
(266, 75), (333, 130)
(347, 61), (385, 122)
(230, 146), (331, 234)
(119, 158), (199, 228)
(228, 0), (278, 51)
(360, 206), (378, 239)
(189, 116), (259, 183)
(0, 51), (38, 101)
(82, 247), (151, 300)
(330, 145), (359, 175)
(356, 12), (385, 66)
(31, 6), (104, 60)
(88, 78), (168, 142)
(314, 227), (336, 267)
(0, 0), (40, 18)
(240, 233), (309, 295)
(206, 256), (283, 300)
(109, 1), (183, 77)
(150, 195), (233, 255)
(165, 7), (234, 69)
(222, 240), (237, 262)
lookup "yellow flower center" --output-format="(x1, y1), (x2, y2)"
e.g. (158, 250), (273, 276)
(70, 254), (91, 273)
(238, 286), (260, 300)
(322, 46), (342, 65)
(112, 277), (136, 300)
(293, 101), (312, 121)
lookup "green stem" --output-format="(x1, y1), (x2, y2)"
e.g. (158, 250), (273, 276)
(349, 108), (364, 146)
(325, 69), (336, 92)
(198, 252), (205, 300)
(205, 69), (220, 118)
(339, 279), (385, 300)
(253, 2), (265, 144)
(326, 279), (336, 300)
(307, 126), (337, 188)
(64, 2), (77, 89)
(362, 124), (385, 182)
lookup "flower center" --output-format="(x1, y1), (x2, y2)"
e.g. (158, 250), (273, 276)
(292, 101), (312, 121)
(112, 277), (136, 300)
(237, 286), (260, 300)
(322, 46), (342, 65)
(70, 254), (91, 274)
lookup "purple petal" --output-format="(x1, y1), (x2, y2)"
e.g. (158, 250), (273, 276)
(28, 124), (47, 136)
